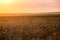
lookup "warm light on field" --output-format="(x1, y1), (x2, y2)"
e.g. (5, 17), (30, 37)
(0, 0), (13, 4)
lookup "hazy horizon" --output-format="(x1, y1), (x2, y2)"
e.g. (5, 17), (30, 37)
(0, 12), (60, 16)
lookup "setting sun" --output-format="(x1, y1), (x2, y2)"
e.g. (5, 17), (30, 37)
(0, 0), (60, 13)
(0, 0), (13, 4)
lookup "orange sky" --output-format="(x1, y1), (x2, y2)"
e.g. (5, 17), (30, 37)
(0, 0), (60, 13)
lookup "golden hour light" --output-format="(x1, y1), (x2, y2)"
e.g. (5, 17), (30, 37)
(0, 0), (60, 40)
(0, 0), (13, 4)
(0, 0), (60, 13)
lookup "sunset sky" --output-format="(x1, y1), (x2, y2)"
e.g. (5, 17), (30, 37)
(0, 0), (60, 13)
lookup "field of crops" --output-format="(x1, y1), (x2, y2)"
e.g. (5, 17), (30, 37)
(0, 16), (60, 40)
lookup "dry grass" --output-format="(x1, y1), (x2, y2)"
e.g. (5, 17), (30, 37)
(0, 16), (60, 40)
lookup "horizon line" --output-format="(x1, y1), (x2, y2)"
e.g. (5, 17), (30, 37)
(0, 12), (60, 16)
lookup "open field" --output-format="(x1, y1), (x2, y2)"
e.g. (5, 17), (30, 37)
(0, 16), (60, 40)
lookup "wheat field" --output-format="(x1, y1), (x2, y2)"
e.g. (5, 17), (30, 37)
(0, 16), (60, 40)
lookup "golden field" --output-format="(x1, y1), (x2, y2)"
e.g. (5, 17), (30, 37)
(0, 16), (60, 40)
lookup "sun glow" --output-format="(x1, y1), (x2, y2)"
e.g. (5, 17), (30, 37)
(0, 0), (13, 4)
